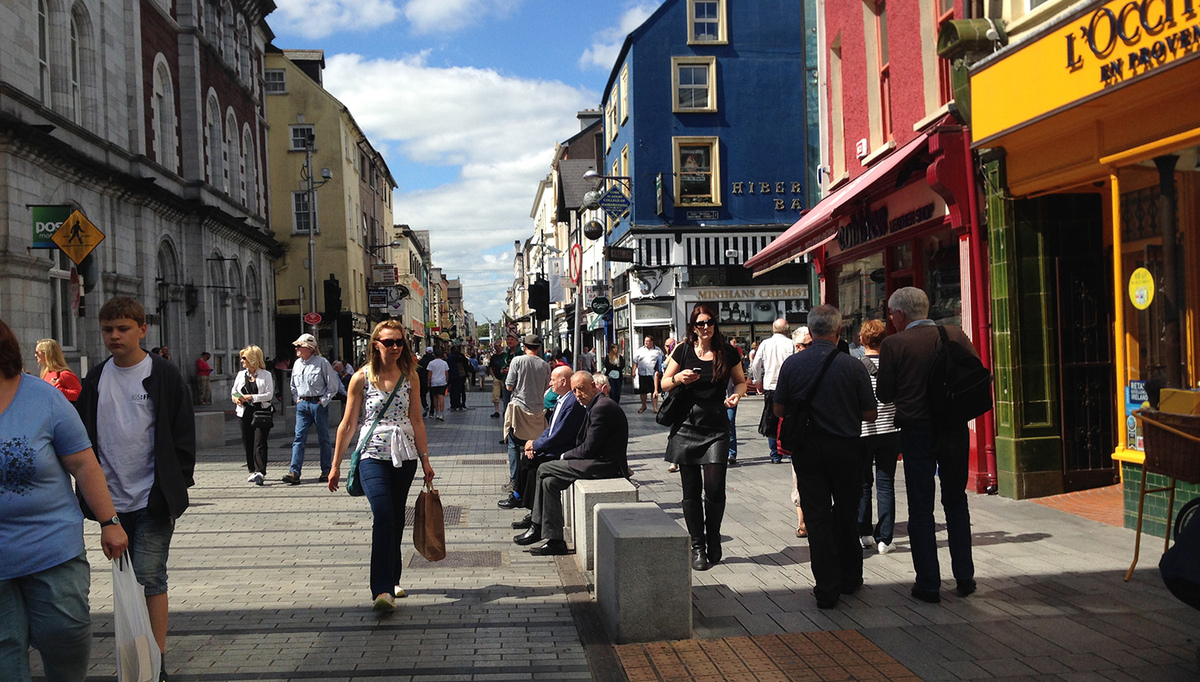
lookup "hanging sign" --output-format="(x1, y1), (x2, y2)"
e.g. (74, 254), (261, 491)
(51, 210), (105, 265)
(1128, 267), (1154, 310)
(32, 205), (75, 249)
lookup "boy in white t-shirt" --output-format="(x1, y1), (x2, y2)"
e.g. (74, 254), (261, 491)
(79, 297), (195, 678)
(426, 350), (450, 421)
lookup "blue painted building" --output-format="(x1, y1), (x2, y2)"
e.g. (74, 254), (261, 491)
(594, 0), (818, 356)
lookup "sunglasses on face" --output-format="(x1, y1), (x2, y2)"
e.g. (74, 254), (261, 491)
(693, 319), (715, 328)
(376, 338), (405, 348)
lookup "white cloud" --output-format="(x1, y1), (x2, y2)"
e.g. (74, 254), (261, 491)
(578, 1), (662, 71)
(403, 0), (523, 34)
(323, 52), (597, 318)
(273, 0), (400, 39)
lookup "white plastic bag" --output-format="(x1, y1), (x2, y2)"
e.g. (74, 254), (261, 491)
(112, 555), (161, 682)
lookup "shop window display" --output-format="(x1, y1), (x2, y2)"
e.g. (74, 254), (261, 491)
(922, 229), (961, 326)
(838, 252), (886, 345)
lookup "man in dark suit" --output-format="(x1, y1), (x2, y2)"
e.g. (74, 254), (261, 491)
(514, 371), (630, 556)
(500, 366), (586, 526)
(876, 286), (978, 604)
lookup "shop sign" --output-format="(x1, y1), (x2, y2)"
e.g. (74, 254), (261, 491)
(730, 180), (806, 210)
(692, 285), (810, 302)
(367, 287), (389, 309)
(31, 205), (74, 249)
(591, 296), (611, 315)
(371, 264), (397, 286)
(690, 300), (810, 324)
(1128, 267), (1155, 309)
(972, 0), (1200, 144)
(613, 293), (630, 309)
(837, 203), (938, 251)
(686, 210), (720, 221)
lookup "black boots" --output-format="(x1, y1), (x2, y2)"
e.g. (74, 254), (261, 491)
(705, 498), (725, 566)
(682, 499), (709, 571)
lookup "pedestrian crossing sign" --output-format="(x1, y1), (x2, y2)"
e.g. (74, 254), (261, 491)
(51, 210), (105, 265)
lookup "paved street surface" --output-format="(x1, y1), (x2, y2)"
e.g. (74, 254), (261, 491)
(34, 384), (1200, 681)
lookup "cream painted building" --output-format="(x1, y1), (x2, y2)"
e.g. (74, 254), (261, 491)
(264, 47), (396, 364)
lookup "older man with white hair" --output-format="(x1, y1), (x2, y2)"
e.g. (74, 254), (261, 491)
(750, 318), (795, 465)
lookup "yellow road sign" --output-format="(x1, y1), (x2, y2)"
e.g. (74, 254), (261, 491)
(51, 210), (105, 265)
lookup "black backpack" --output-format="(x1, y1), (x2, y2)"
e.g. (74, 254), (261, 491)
(927, 325), (992, 423)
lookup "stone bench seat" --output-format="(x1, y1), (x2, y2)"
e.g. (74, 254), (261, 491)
(571, 477), (639, 571)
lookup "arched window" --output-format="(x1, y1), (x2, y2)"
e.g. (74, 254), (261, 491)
(157, 240), (179, 348)
(245, 264), (262, 345)
(236, 15), (249, 81)
(220, 0), (234, 63)
(69, 15), (80, 120)
(204, 0), (217, 39)
(205, 93), (221, 186)
(37, 0), (51, 105)
(240, 126), (255, 209)
(209, 254), (228, 362)
(224, 110), (238, 197)
(151, 57), (178, 172)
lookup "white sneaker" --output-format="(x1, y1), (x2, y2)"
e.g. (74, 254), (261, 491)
(372, 593), (396, 612)
(247, 473), (257, 483)
(394, 586), (407, 598)
(878, 541), (894, 555)
(860, 535), (874, 549)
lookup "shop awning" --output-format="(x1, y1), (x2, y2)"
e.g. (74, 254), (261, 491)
(745, 130), (935, 276)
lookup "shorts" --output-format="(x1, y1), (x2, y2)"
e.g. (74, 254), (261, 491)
(492, 380), (503, 401)
(635, 375), (656, 395)
(429, 385), (447, 396)
(120, 507), (176, 596)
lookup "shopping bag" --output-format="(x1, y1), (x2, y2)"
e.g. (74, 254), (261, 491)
(413, 482), (446, 561)
(112, 555), (161, 682)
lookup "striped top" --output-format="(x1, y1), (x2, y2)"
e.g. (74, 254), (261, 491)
(860, 355), (899, 437)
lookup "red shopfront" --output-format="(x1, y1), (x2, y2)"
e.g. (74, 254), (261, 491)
(747, 122), (996, 493)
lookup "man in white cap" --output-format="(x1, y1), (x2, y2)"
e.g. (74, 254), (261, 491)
(285, 334), (341, 485)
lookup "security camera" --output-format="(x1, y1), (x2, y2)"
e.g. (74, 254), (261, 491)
(320, 168), (332, 179)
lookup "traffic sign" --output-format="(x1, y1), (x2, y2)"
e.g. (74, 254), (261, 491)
(591, 296), (611, 315)
(598, 187), (630, 219)
(304, 312), (322, 325)
(51, 210), (105, 265)
(569, 244), (583, 285)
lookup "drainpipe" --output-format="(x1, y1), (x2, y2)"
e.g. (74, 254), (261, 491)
(963, 127), (998, 494)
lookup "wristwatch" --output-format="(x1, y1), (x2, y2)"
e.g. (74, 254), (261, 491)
(99, 515), (120, 528)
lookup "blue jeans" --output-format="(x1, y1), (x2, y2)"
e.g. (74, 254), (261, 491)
(901, 424), (973, 593)
(507, 433), (526, 484)
(359, 458), (418, 599)
(727, 406), (738, 459)
(291, 400), (333, 475)
(0, 553), (92, 682)
(857, 432), (900, 544)
(768, 437), (779, 462)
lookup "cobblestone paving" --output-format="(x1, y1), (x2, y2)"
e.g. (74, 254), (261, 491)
(30, 385), (1200, 681)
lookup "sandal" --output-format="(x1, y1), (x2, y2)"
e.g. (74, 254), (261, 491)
(668, 463), (680, 473)
(638, 406), (647, 413)
(796, 526), (808, 538)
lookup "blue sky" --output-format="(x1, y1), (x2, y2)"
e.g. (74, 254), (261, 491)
(268, 0), (665, 324)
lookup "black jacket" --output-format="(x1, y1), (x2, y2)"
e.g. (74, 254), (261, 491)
(561, 392), (631, 479)
(78, 352), (196, 519)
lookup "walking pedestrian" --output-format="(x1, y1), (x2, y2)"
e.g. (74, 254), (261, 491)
(426, 349), (449, 420)
(856, 320), (900, 555)
(233, 345), (274, 486)
(285, 333), (340, 485)
(195, 352), (213, 405)
(601, 345), (625, 403)
(328, 320), (435, 612)
(633, 336), (663, 414)
(35, 337), (82, 402)
(78, 296), (196, 666)
(447, 346), (466, 411)
(0, 319), (128, 682)
(773, 305), (877, 609)
(876, 286), (978, 603)
(417, 347), (433, 416)
(660, 304), (748, 571)
(749, 319), (795, 464)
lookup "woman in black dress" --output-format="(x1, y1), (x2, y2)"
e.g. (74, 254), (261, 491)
(661, 303), (748, 570)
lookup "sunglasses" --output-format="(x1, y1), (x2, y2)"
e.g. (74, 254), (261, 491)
(376, 338), (405, 348)
(693, 319), (715, 328)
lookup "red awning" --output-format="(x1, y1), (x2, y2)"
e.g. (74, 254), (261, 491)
(745, 130), (935, 276)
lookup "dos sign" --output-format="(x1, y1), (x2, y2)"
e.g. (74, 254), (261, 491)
(31, 205), (75, 249)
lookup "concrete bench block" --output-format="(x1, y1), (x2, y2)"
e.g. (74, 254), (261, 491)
(573, 478), (639, 572)
(595, 502), (691, 644)
(195, 412), (226, 450)
(562, 488), (574, 551)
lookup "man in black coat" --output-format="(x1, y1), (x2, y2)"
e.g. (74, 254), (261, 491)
(514, 371), (630, 556)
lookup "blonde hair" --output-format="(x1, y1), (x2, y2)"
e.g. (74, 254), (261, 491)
(367, 319), (415, 387)
(240, 345), (266, 371)
(36, 338), (69, 378)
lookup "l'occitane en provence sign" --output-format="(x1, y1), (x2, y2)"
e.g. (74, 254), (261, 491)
(972, 0), (1200, 145)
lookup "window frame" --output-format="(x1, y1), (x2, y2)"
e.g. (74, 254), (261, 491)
(605, 98), (617, 150)
(38, 0), (51, 105)
(671, 56), (717, 113)
(687, 0), (728, 45)
(619, 65), (630, 124)
(292, 190), (317, 235)
(289, 124), (314, 151)
(672, 136), (721, 207)
(935, 0), (954, 105)
(69, 17), (81, 121)
(875, 1), (893, 142)
(48, 251), (77, 350)
(264, 69), (286, 94)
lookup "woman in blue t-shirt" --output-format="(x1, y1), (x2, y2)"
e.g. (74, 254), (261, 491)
(0, 319), (128, 682)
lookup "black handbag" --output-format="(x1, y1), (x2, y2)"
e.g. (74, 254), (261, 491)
(656, 385), (690, 426)
(777, 349), (840, 453)
(251, 404), (274, 429)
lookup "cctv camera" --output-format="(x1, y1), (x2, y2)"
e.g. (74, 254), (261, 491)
(320, 168), (332, 179)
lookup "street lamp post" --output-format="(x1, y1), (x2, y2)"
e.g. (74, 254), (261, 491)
(582, 169), (632, 358)
(302, 128), (330, 337)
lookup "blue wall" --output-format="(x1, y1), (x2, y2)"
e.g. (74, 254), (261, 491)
(604, 0), (812, 244)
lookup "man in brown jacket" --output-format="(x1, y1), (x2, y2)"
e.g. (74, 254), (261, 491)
(876, 287), (977, 604)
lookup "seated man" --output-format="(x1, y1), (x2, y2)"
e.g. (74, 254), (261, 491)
(500, 366), (586, 527)
(514, 371), (630, 556)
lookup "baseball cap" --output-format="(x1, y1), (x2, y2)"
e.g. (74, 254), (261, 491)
(293, 333), (317, 349)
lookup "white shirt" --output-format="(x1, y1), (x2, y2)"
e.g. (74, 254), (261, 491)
(232, 369), (275, 418)
(96, 355), (156, 513)
(632, 346), (662, 375)
(750, 332), (796, 391)
(428, 358), (449, 387)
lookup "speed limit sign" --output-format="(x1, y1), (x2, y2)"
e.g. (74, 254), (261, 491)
(569, 243), (583, 285)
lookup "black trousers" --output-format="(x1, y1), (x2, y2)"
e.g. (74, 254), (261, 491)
(240, 410), (270, 474)
(792, 432), (863, 603)
(450, 377), (467, 409)
(531, 461), (619, 541)
(515, 453), (559, 510)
